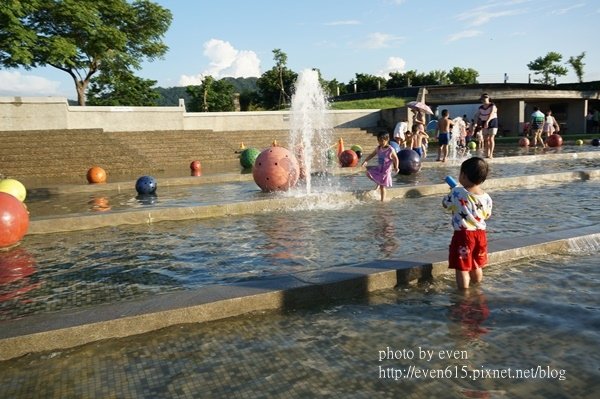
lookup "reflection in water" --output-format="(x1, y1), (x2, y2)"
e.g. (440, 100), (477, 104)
(135, 193), (158, 205)
(373, 205), (400, 258)
(448, 288), (490, 340)
(0, 248), (40, 303)
(88, 195), (111, 212)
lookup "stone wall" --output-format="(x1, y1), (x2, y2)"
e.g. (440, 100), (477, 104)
(0, 97), (381, 132)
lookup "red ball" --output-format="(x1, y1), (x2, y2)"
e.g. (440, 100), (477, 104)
(518, 137), (530, 147)
(546, 134), (563, 147)
(86, 166), (107, 184)
(190, 160), (202, 172)
(0, 192), (29, 249)
(252, 147), (300, 192)
(339, 149), (359, 167)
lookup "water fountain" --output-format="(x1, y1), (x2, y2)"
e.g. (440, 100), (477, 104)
(288, 69), (334, 194)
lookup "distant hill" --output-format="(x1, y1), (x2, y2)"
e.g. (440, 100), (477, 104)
(155, 77), (258, 106)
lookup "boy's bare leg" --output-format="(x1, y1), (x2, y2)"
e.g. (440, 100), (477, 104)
(469, 267), (483, 284)
(456, 270), (471, 289)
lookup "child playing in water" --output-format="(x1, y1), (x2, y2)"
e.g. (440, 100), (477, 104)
(442, 157), (493, 289)
(361, 132), (400, 201)
(406, 124), (427, 158)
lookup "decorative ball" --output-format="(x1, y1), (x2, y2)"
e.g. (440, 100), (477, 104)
(0, 178), (27, 202)
(86, 166), (107, 184)
(591, 138), (600, 147)
(135, 176), (157, 195)
(339, 149), (359, 167)
(326, 148), (337, 163)
(575, 139), (583, 146)
(397, 149), (422, 175)
(468, 141), (477, 150)
(546, 134), (563, 148)
(240, 148), (261, 169)
(518, 137), (530, 147)
(350, 144), (363, 154)
(388, 141), (401, 154)
(0, 192), (29, 249)
(190, 160), (202, 172)
(252, 146), (300, 192)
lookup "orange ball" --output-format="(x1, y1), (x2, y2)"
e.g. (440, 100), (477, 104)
(0, 192), (29, 249)
(518, 138), (530, 147)
(252, 147), (300, 192)
(190, 160), (202, 172)
(86, 166), (107, 184)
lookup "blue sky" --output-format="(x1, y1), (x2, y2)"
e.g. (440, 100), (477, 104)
(1, 0), (598, 99)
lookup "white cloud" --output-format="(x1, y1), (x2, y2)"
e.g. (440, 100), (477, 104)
(377, 57), (406, 77)
(324, 20), (361, 26)
(178, 39), (261, 86)
(359, 32), (405, 49)
(0, 70), (62, 96)
(551, 3), (584, 15)
(446, 30), (482, 43)
(456, 4), (527, 27)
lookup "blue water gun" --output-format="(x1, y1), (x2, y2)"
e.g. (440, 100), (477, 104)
(444, 175), (458, 188)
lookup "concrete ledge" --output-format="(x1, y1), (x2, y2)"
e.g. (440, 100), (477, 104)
(27, 169), (600, 234)
(0, 224), (598, 361)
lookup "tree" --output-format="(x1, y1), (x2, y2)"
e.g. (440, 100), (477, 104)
(0, 0), (172, 105)
(567, 52), (586, 83)
(185, 76), (236, 112)
(527, 52), (568, 84)
(352, 73), (387, 92)
(87, 69), (159, 106)
(447, 67), (479, 84)
(256, 49), (297, 110)
(428, 70), (450, 85)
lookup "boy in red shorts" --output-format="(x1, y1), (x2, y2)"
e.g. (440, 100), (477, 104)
(442, 157), (493, 289)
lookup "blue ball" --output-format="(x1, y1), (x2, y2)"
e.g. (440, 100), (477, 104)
(389, 141), (401, 153)
(397, 149), (422, 175)
(135, 176), (157, 195)
(592, 138), (600, 147)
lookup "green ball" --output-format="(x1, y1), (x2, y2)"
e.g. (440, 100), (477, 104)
(350, 144), (362, 153)
(575, 139), (583, 145)
(240, 147), (261, 169)
(326, 148), (337, 161)
(468, 141), (477, 150)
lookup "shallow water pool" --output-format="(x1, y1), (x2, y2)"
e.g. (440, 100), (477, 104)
(0, 249), (597, 398)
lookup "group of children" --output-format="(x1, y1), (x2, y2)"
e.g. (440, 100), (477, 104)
(361, 130), (493, 290)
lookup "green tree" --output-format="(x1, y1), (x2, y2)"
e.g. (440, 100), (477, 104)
(527, 52), (568, 84)
(567, 52), (586, 83)
(186, 76), (236, 112)
(87, 68), (159, 106)
(428, 70), (450, 85)
(0, 0), (172, 105)
(447, 67), (479, 84)
(256, 49), (297, 110)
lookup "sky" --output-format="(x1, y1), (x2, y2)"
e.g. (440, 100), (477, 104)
(1, 0), (598, 100)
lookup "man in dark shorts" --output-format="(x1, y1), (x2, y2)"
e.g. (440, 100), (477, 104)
(436, 109), (452, 162)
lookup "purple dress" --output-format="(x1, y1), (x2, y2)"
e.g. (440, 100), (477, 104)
(366, 145), (394, 187)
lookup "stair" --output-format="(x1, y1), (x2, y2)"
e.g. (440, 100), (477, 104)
(0, 128), (377, 186)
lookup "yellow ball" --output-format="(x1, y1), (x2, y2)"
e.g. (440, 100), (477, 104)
(575, 139), (583, 146)
(0, 178), (27, 202)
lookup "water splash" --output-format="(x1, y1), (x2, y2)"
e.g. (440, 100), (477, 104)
(567, 234), (600, 254)
(449, 117), (471, 163)
(289, 69), (334, 194)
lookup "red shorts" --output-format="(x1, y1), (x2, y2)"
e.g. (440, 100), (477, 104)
(448, 230), (488, 271)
